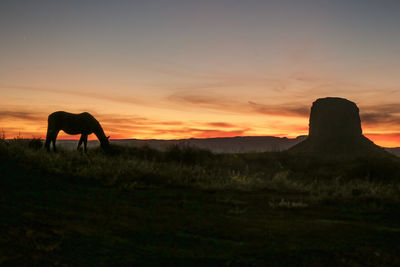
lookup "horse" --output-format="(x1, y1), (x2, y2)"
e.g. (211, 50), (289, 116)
(45, 111), (110, 152)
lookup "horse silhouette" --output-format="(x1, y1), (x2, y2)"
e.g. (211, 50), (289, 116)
(45, 111), (110, 152)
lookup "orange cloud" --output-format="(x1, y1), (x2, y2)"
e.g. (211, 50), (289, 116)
(167, 92), (240, 112)
(248, 101), (309, 117)
(0, 85), (146, 106)
(204, 122), (238, 128)
(0, 110), (44, 121)
(360, 104), (400, 127)
(168, 91), (312, 118)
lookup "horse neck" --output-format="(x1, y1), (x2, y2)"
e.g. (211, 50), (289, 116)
(93, 125), (107, 144)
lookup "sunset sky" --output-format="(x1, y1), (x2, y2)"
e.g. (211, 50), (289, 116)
(2, 1), (400, 147)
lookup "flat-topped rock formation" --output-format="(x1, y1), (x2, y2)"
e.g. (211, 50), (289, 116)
(309, 97), (362, 140)
(290, 97), (390, 158)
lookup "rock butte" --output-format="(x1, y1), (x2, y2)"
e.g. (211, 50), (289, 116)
(309, 97), (362, 140)
(290, 97), (389, 157)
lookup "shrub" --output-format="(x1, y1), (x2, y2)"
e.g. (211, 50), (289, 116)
(164, 144), (214, 165)
(28, 138), (43, 150)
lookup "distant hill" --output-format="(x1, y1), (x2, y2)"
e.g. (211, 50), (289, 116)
(56, 135), (400, 156)
(57, 135), (307, 153)
(384, 147), (400, 157)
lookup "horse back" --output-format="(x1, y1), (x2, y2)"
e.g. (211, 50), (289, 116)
(48, 111), (99, 134)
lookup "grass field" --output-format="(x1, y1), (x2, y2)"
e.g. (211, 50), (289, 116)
(1, 139), (400, 266)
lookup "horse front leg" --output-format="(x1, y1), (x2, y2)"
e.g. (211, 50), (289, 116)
(52, 130), (60, 152)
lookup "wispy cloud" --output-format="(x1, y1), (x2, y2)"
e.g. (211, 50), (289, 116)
(167, 92), (239, 110)
(204, 122), (238, 128)
(96, 113), (251, 138)
(0, 110), (44, 121)
(0, 85), (146, 106)
(168, 91), (311, 118)
(248, 101), (309, 117)
(360, 104), (400, 128)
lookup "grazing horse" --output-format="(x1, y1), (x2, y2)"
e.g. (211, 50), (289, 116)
(45, 111), (110, 152)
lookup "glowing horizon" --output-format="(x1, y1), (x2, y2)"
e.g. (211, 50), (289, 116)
(2, 1), (400, 147)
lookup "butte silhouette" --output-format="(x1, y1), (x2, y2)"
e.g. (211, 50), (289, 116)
(290, 97), (390, 158)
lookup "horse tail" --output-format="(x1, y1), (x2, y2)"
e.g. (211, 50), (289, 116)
(45, 114), (54, 151)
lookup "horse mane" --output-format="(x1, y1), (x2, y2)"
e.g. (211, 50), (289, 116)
(93, 121), (109, 146)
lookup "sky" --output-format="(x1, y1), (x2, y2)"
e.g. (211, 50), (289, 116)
(1, 0), (400, 147)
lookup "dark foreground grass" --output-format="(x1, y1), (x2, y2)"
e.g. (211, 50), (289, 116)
(1, 139), (400, 266)
(2, 139), (400, 202)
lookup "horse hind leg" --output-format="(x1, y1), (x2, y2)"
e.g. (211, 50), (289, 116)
(45, 129), (57, 152)
(82, 134), (88, 153)
(45, 131), (52, 152)
(77, 134), (84, 151)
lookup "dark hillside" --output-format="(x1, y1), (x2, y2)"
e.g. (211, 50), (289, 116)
(1, 139), (400, 265)
(56, 135), (307, 153)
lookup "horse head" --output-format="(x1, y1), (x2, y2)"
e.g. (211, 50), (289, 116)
(100, 136), (110, 150)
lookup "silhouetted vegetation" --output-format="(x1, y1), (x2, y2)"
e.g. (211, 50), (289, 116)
(1, 139), (400, 203)
(2, 138), (400, 265)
